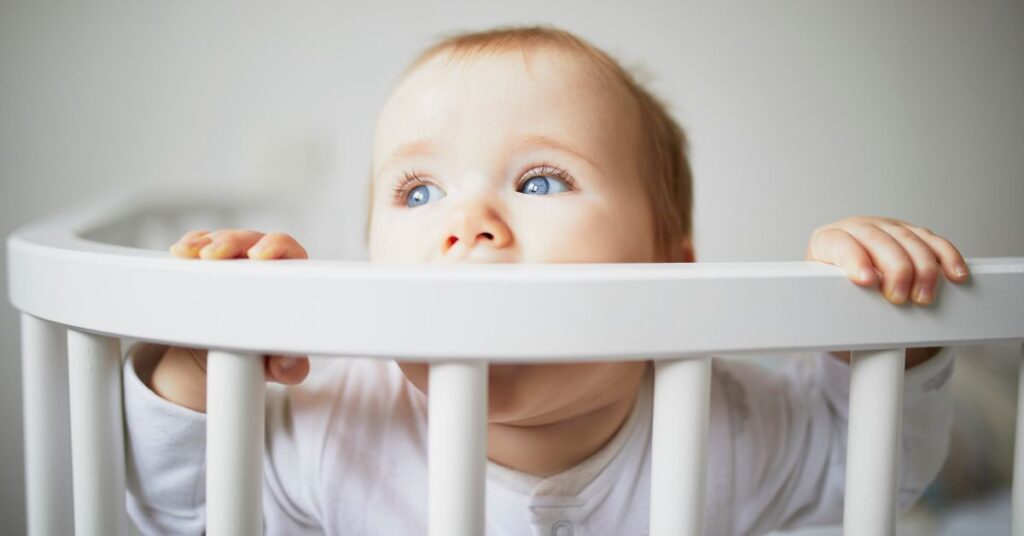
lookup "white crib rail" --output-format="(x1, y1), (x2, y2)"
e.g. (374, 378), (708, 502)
(7, 192), (1024, 536)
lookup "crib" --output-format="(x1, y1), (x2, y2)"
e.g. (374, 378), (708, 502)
(7, 189), (1024, 536)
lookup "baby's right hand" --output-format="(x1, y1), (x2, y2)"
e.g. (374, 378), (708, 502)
(149, 230), (311, 413)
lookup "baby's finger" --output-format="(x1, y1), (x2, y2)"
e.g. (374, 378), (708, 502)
(247, 232), (308, 260)
(879, 223), (941, 305)
(198, 229), (266, 260)
(809, 228), (879, 286)
(845, 224), (916, 304)
(265, 355), (310, 385)
(906, 226), (970, 283)
(170, 230), (212, 258)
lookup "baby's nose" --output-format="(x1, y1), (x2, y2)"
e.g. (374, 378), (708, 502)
(441, 202), (512, 254)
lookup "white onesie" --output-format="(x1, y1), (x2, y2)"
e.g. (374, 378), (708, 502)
(124, 343), (954, 536)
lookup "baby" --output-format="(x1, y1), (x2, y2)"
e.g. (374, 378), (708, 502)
(126, 26), (968, 535)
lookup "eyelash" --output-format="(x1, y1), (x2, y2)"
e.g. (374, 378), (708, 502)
(391, 170), (431, 205)
(390, 162), (578, 206)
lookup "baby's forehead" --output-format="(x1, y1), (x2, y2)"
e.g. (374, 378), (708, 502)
(401, 46), (630, 108)
(373, 47), (640, 163)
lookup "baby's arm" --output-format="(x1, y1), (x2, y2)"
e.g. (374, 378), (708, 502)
(125, 345), (326, 534)
(805, 216), (969, 367)
(152, 230), (311, 411)
(715, 216), (963, 532)
(125, 230), (323, 534)
(716, 347), (954, 534)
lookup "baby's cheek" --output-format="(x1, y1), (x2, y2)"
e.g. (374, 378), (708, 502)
(522, 206), (657, 263)
(368, 216), (441, 263)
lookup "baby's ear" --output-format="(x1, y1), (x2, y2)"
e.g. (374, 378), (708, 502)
(665, 237), (695, 263)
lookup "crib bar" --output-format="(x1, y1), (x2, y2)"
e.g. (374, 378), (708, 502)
(843, 348), (905, 536)
(650, 357), (712, 536)
(428, 361), (488, 536)
(206, 350), (265, 536)
(20, 314), (74, 536)
(1012, 344), (1024, 536)
(67, 329), (128, 536)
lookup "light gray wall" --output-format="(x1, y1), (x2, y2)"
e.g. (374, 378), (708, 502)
(2, 1), (1022, 530)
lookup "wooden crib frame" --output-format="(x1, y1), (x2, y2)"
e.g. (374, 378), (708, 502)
(7, 191), (1024, 536)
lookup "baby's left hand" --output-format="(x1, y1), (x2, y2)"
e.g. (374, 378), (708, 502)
(806, 216), (969, 305)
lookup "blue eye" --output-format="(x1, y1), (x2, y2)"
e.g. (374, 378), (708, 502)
(518, 175), (570, 195)
(406, 183), (446, 207)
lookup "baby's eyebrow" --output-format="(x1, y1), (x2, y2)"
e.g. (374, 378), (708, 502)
(380, 132), (597, 176)
(516, 133), (598, 170)
(386, 138), (438, 167)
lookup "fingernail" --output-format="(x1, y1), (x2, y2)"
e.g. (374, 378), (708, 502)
(200, 240), (224, 256)
(913, 286), (931, 304)
(173, 238), (204, 253)
(279, 357), (298, 371)
(955, 264), (968, 278)
(891, 283), (909, 303)
(859, 267), (874, 283)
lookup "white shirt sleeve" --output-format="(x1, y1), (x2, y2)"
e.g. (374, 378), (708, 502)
(123, 343), (327, 535)
(717, 347), (955, 535)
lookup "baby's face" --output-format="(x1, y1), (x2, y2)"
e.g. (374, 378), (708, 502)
(368, 48), (660, 263)
(369, 48), (654, 426)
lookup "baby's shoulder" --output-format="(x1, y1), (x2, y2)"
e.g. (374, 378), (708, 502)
(708, 353), (828, 410)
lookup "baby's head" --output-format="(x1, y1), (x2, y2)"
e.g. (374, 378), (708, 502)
(367, 25), (693, 264)
(366, 26), (694, 440)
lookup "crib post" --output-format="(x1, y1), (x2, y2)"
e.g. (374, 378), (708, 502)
(20, 314), (74, 536)
(67, 329), (128, 536)
(206, 350), (265, 536)
(1012, 343), (1024, 536)
(650, 356), (712, 536)
(843, 348), (905, 536)
(428, 361), (488, 536)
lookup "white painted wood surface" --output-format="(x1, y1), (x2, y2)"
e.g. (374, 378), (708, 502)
(6, 193), (1024, 535)
(206, 350), (265, 536)
(1014, 345), (1024, 536)
(428, 361), (488, 536)
(650, 357), (712, 536)
(67, 329), (128, 536)
(843, 349), (906, 536)
(7, 194), (1023, 361)
(20, 314), (74, 536)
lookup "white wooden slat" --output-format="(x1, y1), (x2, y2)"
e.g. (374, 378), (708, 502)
(67, 329), (128, 536)
(428, 361), (488, 536)
(20, 314), (74, 536)
(650, 357), (711, 536)
(843, 349), (905, 536)
(1012, 343), (1024, 536)
(206, 350), (265, 536)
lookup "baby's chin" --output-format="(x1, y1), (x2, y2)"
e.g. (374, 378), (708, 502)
(396, 361), (570, 425)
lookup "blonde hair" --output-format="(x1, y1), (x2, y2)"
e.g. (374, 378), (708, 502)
(367, 25), (693, 260)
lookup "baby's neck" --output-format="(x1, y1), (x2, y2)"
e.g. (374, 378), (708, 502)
(486, 382), (642, 478)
